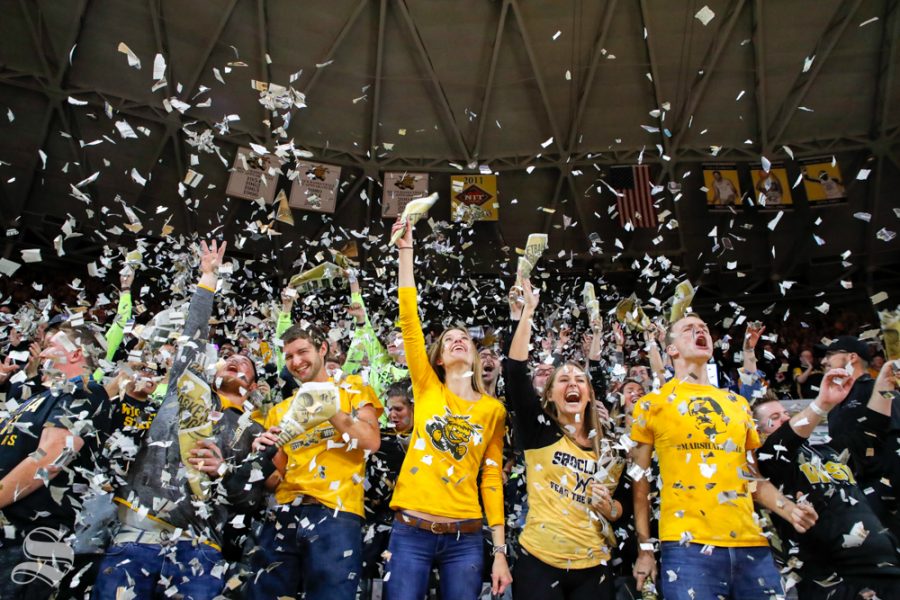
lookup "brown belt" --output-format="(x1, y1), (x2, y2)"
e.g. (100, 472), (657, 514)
(396, 512), (482, 535)
(300, 495), (323, 506)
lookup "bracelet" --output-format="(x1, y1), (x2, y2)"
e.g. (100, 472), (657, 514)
(397, 247), (413, 251)
(809, 401), (830, 417)
(491, 544), (508, 556)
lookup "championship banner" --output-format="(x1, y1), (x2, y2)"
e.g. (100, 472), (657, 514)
(382, 172), (429, 218)
(451, 175), (498, 222)
(799, 157), (847, 204)
(225, 147), (281, 203)
(702, 164), (741, 209)
(289, 162), (341, 213)
(751, 165), (792, 207)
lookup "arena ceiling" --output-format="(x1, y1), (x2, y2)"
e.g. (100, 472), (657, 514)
(0, 0), (899, 308)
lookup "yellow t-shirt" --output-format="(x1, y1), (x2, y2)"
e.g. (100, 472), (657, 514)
(389, 287), (506, 526)
(630, 379), (767, 547)
(265, 375), (380, 517)
(518, 436), (619, 569)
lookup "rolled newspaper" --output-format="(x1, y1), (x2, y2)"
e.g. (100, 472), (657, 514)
(517, 233), (549, 280)
(274, 382), (342, 444)
(583, 282), (600, 323)
(669, 280), (696, 323)
(390, 192), (439, 245)
(880, 309), (900, 361)
(176, 370), (213, 500)
(615, 294), (650, 332)
(288, 262), (345, 291)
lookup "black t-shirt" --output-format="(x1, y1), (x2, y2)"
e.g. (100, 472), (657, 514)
(0, 378), (111, 535)
(365, 431), (408, 523)
(758, 423), (900, 580)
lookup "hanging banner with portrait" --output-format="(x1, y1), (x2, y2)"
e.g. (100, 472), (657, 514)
(751, 165), (792, 208)
(702, 165), (741, 210)
(382, 172), (429, 218)
(289, 162), (341, 213)
(450, 175), (499, 222)
(799, 158), (847, 205)
(225, 147), (282, 203)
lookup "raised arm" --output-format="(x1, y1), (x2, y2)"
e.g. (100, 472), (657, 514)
(273, 287), (295, 373)
(786, 368), (852, 438)
(868, 360), (899, 417)
(166, 240), (226, 389)
(105, 267), (135, 362)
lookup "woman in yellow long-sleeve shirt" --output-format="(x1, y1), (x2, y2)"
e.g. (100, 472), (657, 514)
(384, 217), (512, 600)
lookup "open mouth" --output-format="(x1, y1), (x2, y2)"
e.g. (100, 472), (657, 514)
(694, 334), (709, 349)
(565, 389), (581, 405)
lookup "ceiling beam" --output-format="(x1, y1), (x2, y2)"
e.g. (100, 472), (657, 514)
(565, 173), (597, 253)
(637, 0), (672, 162)
(181, 0), (240, 99)
(473, 0), (511, 160)
(750, 0), (769, 153)
(767, 0), (864, 147)
(256, 0), (272, 146)
(872, 0), (899, 141)
(368, 0), (387, 158)
(15, 0), (54, 80)
(4, 0), (90, 226)
(299, 0), (368, 101)
(669, 0), (747, 155)
(508, 0), (564, 155)
(540, 169), (567, 235)
(565, 0), (619, 154)
(395, 0), (474, 165)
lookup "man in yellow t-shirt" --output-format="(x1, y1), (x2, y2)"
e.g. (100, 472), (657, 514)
(630, 314), (819, 599)
(247, 324), (381, 600)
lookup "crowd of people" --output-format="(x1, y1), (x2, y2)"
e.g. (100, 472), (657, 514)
(0, 218), (899, 600)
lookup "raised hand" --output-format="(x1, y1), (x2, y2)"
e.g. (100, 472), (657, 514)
(199, 240), (227, 274)
(612, 322), (625, 349)
(0, 356), (19, 385)
(816, 367), (853, 408)
(347, 302), (366, 325)
(391, 217), (413, 249)
(280, 287), (296, 313)
(120, 266), (135, 290)
(521, 278), (539, 313)
(508, 283), (525, 319)
(744, 322), (765, 351)
(25, 341), (41, 378)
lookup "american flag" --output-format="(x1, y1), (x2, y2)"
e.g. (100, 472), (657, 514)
(608, 165), (657, 228)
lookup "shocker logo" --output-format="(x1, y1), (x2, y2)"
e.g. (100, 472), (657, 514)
(425, 410), (483, 460)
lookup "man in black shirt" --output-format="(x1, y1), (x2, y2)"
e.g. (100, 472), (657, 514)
(0, 322), (111, 598)
(822, 336), (900, 533)
(755, 365), (900, 599)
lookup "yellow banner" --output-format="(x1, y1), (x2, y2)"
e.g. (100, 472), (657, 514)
(450, 175), (498, 222)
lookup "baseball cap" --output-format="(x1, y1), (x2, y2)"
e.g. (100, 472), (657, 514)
(815, 336), (872, 361)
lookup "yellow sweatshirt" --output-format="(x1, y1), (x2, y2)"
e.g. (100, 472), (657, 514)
(389, 287), (506, 526)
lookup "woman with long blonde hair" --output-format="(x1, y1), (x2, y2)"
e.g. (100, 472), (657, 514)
(384, 217), (512, 600)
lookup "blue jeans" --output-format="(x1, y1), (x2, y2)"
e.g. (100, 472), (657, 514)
(246, 504), (363, 600)
(660, 542), (783, 600)
(91, 541), (224, 600)
(384, 520), (483, 600)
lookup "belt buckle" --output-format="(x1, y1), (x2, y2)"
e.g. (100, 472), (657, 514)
(430, 522), (440, 534)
